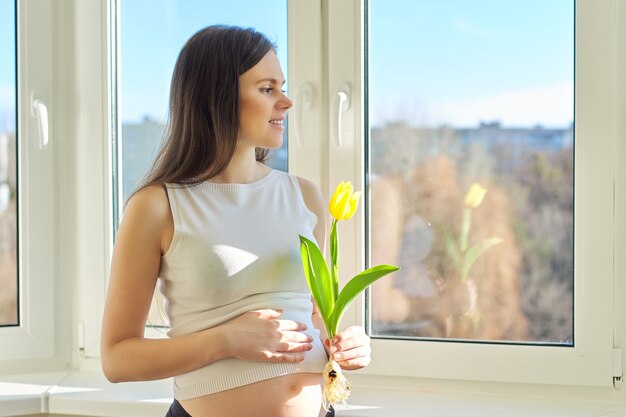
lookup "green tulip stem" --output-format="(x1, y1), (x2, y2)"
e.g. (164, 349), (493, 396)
(460, 207), (472, 254)
(330, 219), (339, 302)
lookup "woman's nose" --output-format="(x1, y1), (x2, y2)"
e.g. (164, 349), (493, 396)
(279, 92), (293, 110)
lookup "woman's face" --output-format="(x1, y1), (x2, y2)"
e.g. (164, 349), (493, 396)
(238, 51), (292, 149)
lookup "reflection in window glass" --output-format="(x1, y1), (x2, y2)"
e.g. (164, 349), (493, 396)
(367, 0), (574, 344)
(119, 0), (288, 205)
(0, 0), (18, 326)
(118, 0), (288, 327)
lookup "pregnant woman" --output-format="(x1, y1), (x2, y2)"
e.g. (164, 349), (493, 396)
(100, 25), (372, 417)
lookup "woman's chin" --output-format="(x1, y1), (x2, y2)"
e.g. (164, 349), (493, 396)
(263, 138), (284, 150)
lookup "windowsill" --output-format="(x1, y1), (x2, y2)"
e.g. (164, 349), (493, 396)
(0, 370), (170, 417)
(2, 370), (626, 417)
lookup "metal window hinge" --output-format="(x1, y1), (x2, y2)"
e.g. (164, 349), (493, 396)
(78, 322), (85, 353)
(613, 348), (622, 387)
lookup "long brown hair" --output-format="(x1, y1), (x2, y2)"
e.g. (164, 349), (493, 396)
(131, 25), (276, 199)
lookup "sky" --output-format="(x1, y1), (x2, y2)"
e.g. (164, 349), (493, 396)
(0, 0), (574, 132)
(0, 0), (16, 132)
(369, 0), (574, 127)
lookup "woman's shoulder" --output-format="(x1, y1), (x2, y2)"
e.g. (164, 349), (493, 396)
(291, 175), (321, 201)
(292, 174), (316, 191)
(123, 185), (171, 229)
(115, 184), (174, 256)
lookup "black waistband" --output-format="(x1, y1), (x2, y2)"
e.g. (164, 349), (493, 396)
(165, 399), (335, 417)
(166, 399), (191, 417)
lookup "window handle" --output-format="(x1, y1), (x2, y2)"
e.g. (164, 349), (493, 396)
(31, 93), (49, 149)
(334, 85), (350, 148)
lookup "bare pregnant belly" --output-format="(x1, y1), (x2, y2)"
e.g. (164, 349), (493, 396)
(179, 373), (325, 417)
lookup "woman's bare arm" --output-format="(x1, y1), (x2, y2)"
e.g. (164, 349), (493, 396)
(100, 186), (231, 382)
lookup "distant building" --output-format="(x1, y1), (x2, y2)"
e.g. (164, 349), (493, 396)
(121, 117), (166, 202)
(0, 132), (16, 190)
(0, 130), (17, 325)
(456, 121), (574, 152)
(370, 120), (574, 178)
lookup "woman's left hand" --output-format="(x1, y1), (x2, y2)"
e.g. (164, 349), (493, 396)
(324, 326), (371, 371)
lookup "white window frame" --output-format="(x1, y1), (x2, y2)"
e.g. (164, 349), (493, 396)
(9, 0), (619, 397)
(0, 0), (112, 371)
(63, 0), (120, 357)
(311, 0), (623, 388)
(616, 0), (626, 392)
(73, 0), (115, 359)
(0, 0), (58, 366)
(287, 0), (324, 186)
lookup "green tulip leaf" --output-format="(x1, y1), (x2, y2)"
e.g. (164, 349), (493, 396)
(329, 264), (400, 337)
(299, 235), (334, 327)
(461, 237), (503, 281)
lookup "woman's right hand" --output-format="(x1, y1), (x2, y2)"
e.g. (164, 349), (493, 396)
(221, 309), (313, 363)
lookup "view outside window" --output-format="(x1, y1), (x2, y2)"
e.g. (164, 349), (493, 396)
(0, 0), (18, 326)
(119, 0), (288, 205)
(118, 0), (287, 327)
(367, 0), (574, 344)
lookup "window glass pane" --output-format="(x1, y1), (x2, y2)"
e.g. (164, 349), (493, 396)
(117, 0), (288, 327)
(367, 0), (574, 344)
(0, 0), (18, 327)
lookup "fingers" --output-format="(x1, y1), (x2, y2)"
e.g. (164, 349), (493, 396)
(254, 309), (313, 350)
(251, 310), (308, 331)
(329, 326), (368, 352)
(239, 309), (314, 363)
(277, 340), (314, 353)
(332, 344), (371, 362)
(276, 330), (313, 354)
(330, 333), (370, 353)
(263, 351), (307, 363)
(254, 308), (283, 320)
(328, 326), (371, 370)
(331, 325), (366, 344)
(281, 330), (313, 344)
(336, 354), (371, 369)
(276, 319), (308, 332)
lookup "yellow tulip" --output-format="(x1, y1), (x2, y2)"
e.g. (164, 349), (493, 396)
(329, 181), (361, 221)
(464, 183), (487, 208)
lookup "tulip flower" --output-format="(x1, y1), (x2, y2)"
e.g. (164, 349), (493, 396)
(464, 182), (487, 208)
(329, 181), (361, 221)
(299, 181), (398, 410)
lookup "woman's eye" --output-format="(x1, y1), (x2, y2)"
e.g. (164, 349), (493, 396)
(260, 87), (273, 94)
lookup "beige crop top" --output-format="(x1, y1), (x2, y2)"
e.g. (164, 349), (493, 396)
(159, 170), (328, 400)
